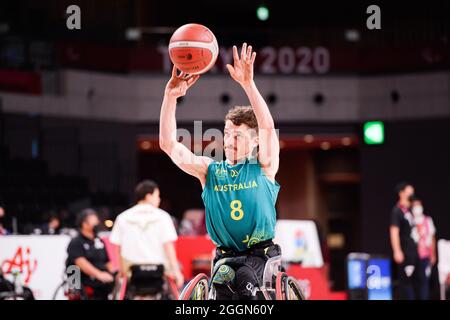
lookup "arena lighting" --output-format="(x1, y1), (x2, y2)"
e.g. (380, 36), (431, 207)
(320, 141), (331, 150)
(256, 5), (270, 21)
(304, 135), (314, 143)
(141, 141), (152, 150)
(125, 27), (141, 40)
(345, 29), (360, 42)
(104, 220), (114, 228)
(341, 137), (352, 146)
(363, 121), (385, 145)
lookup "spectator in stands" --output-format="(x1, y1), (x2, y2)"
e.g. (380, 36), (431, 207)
(110, 180), (184, 289)
(66, 208), (116, 299)
(37, 213), (61, 235)
(58, 209), (71, 228)
(0, 206), (10, 235)
(390, 182), (421, 299)
(410, 195), (437, 300)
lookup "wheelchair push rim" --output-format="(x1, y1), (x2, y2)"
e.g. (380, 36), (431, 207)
(275, 272), (305, 300)
(179, 273), (209, 300)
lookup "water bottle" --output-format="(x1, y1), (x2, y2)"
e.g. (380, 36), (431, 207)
(13, 271), (24, 296)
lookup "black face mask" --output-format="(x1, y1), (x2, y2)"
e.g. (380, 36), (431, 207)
(93, 224), (101, 236)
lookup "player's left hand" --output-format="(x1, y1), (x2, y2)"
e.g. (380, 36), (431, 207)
(226, 43), (256, 87)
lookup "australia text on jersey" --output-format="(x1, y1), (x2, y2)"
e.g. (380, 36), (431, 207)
(213, 180), (258, 192)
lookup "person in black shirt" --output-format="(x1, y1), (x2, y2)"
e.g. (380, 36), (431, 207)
(390, 182), (421, 299)
(66, 208), (115, 299)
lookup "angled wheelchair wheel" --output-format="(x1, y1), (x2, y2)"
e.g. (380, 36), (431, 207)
(52, 281), (66, 300)
(165, 276), (180, 300)
(178, 273), (209, 300)
(275, 272), (305, 300)
(111, 275), (128, 300)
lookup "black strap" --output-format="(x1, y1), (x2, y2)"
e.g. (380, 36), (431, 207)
(217, 239), (275, 259)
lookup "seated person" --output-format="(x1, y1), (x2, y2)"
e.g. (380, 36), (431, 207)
(159, 43), (282, 299)
(66, 209), (115, 299)
(35, 213), (61, 235)
(0, 270), (34, 300)
(0, 206), (10, 235)
(110, 180), (183, 298)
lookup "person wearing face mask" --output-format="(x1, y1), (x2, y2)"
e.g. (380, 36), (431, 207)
(390, 182), (421, 299)
(410, 195), (436, 300)
(66, 208), (115, 299)
(0, 206), (9, 235)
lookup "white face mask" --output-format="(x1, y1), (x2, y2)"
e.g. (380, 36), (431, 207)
(412, 205), (424, 217)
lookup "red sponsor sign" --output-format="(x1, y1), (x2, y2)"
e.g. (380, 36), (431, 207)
(1, 246), (38, 284)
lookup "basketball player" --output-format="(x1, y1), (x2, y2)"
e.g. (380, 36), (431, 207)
(160, 43), (281, 299)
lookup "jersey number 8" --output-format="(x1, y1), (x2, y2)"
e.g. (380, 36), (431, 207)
(230, 200), (244, 221)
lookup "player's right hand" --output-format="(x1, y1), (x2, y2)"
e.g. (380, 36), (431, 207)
(165, 65), (200, 99)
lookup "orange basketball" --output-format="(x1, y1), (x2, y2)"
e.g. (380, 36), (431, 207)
(169, 23), (219, 75)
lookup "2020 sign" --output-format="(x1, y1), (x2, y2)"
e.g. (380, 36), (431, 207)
(159, 45), (331, 75)
(259, 46), (330, 75)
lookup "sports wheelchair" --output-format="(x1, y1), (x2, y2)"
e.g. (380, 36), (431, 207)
(111, 264), (179, 300)
(179, 253), (305, 300)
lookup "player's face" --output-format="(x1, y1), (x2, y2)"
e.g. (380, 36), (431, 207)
(224, 120), (258, 163)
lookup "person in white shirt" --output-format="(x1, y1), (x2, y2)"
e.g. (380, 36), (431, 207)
(410, 195), (436, 300)
(109, 180), (184, 288)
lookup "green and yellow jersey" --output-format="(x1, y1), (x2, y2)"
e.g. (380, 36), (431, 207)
(201, 157), (280, 252)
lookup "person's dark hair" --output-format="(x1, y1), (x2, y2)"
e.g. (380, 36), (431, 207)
(225, 106), (258, 131)
(409, 195), (421, 203)
(48, 212), (60, 222)
(76, 208), (98, 229)
(135, 180), (159, 203)
(395, 182), (412, 195)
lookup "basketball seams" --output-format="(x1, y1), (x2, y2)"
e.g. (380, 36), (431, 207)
(169, 24), (213, 42)
(168, 24), (219, 75)
(169, 40), (217, 53)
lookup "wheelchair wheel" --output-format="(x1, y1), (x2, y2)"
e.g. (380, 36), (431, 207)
(52, 281), (66, 300)
(178, 273), (209, 300)
(111, 275), (127, 300)
(165, 276), (179, 300)
(275, 272), (305, 300)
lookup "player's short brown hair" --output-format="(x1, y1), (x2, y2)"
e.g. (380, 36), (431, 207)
(225, 106), (258, 131)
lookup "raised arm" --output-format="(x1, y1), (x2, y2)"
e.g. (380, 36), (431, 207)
(159, 66), (212, 187)
(226, 43), (280, 180)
